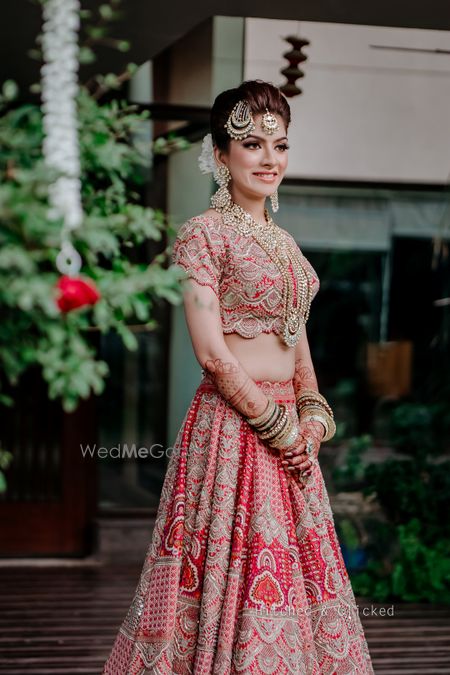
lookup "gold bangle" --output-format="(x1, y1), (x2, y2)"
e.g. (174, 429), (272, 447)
(297, 401), (334, 422)
(297, 397), (333, 417)
(247, 396), (276, 428)
(300, 407), (336, 442)
(271, 423), (300, 451)
(256, 402), (285, 435)
(300, 412), (328, 438)
(256, 401), (282, 433)
(296, 388), (334, 412)
(296, 391), (334, 419)
(259, 405), (288, 440)
(259, 414), (288, 442)
(322, 416), (336, 442)
(270, 413), (294, 444)
(273, 420), (298, 450)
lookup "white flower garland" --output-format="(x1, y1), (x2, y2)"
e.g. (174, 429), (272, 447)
(41, 0), (83, 276)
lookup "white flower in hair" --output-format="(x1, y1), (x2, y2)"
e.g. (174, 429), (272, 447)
(197, 133), (216, 175)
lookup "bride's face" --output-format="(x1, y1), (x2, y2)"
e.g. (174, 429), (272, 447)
(216, 112), (289, 200)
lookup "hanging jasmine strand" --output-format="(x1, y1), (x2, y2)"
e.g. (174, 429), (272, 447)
(41, 0), (83, 277)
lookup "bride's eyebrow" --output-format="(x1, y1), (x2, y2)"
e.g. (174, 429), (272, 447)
(244, 134), (289, 142)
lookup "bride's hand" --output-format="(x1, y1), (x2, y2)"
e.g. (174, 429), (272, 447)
(281, 419), (325, 485)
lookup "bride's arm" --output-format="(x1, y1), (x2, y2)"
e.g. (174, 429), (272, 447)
(292, 324), (320, 396)
(289, 326), (326, 464)
(181, 279), (270, 419)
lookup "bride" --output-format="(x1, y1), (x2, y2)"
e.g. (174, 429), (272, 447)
(103, 79), (374, 674)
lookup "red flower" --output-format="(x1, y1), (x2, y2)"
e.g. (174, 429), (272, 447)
(55, 275), (101, 313)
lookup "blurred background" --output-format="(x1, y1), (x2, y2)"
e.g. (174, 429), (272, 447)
(0, 1), (450, 672)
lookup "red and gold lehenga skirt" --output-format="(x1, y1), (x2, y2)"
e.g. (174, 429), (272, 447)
(103, 372), (374, 674)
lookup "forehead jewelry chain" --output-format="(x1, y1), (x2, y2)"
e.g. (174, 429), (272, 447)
(225, 100), (256, 140)
(213, 200), (313, 346)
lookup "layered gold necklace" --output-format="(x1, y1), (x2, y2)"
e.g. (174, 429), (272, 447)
(213, 200), (313, 347)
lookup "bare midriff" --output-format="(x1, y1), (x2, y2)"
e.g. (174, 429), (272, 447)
(223, 331), (295, 383)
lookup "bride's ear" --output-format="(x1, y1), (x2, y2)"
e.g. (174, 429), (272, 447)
(213, 146), (227, 168)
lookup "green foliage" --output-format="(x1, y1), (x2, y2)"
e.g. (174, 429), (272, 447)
(333, 433), (372, 490)
(389, 401), (443, 457)
(364, 456), (450, 539)
(336, 409), (450, 602)
(0, 2), (189, 413)
(333, 382), (450, 602)
(338, 517), (360, 550)
(352, 518), (450, 603)
(0, 447), (13, 493)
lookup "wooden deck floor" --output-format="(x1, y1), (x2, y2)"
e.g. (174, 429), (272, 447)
(0, 563), (449, 674)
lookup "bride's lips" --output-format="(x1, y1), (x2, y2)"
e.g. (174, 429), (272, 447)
(253, 172), (278, 182)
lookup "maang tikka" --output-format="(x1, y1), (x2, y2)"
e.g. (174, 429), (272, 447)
(261, 108), (280, 135)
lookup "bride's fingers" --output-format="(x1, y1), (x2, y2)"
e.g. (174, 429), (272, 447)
(290, 468), (305, 487)
(298, 458), (313, 472)
(283, 466), (305, 488)
(281, 451), (309, 468)
(282, 447), (303, 460)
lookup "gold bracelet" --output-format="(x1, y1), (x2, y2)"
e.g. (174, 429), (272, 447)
(256, 401), (281, 433)
(277, 423), (300, 450)
(256, 404), (286, 437)
(259, 406), (288, 440)
(265, 414), (300, 451)
(296, 388), (333, 410)
(300, 412), (328, 438)
(271, 423), (300, 451)
(300, 406), (336, 442)
(322, 416), (336, 442)
(270, 413), (294, 444)
(297, 398), (333, 420)
(247, 396), (277, 429)
(296, 390), (334, 419)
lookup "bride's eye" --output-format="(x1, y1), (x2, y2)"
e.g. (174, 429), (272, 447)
(243, 142), (260, 149)
(277, 143), (290, 151)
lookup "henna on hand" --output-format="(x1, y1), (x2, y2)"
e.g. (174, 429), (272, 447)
(280, 416), (324, 488)
(203, 357), (269, 419)
(293, 359), (317, 393)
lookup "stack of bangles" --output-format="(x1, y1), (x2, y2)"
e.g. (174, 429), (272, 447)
(245, 398), (300, 452)
(295, 388), (336, 443)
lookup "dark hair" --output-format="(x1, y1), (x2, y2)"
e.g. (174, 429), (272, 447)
(210, 79), (291, 151)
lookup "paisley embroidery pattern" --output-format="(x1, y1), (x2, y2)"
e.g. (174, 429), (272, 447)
(103, 374), (374, 674)
(171, 215), (320, 340)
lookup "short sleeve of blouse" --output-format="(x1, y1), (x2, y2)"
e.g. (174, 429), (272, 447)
(171, 216), (225, 298)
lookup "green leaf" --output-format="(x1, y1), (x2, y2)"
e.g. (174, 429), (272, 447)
(0, 472), (7, 494)
(2, 80), (19, 101)
(79, 47), (96, 64)
(99, 4), (114, 20)
(116, 323), (138, 350)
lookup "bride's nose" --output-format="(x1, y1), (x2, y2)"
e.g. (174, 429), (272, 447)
(261, 147), (277, 167)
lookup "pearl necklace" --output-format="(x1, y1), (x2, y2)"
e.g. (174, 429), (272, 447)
(213, 200), (313, 347)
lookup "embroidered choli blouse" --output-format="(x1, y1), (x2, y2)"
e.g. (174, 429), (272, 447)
(171, 213), (320, 344)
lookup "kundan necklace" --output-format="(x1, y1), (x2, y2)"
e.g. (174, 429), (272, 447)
(212, 198), (314, 347)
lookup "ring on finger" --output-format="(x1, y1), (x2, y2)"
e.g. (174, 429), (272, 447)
(305, 439), (314, 458)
